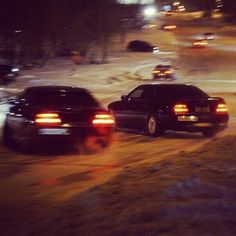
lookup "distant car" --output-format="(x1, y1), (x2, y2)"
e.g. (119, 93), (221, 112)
(127, 40), (159, 53)
(160, 24), (177, 31)
(152, 65), (175, 80)
(3, 86), (115, 151)
(0, 64), (19, 83)
(203, 32), (215, 40)
(192, 39), (208, 48)
(108, 84), (229, 137)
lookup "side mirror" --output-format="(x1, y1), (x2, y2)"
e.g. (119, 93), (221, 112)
(121, 95), (128, 101)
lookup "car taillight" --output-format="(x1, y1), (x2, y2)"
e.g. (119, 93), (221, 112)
(216, 103), (228, 113)
(174, 104), (189, 114)
(153, 70), (160, 74)
(35, 113), (61, 124)
(92, 113), (115, 125)
(165, 70), (173, 74)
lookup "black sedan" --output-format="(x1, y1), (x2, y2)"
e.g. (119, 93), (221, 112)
(152, 65), (175, 80)
(0, 64), (19, 83)
(3, 86), (115, 151)
(127, 40), (159, 53)
(108, 84), (229, 137)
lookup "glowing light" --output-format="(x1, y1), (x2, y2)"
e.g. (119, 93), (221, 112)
(143, 6), (157, 18)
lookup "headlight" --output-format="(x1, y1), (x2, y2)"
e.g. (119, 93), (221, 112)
(153, 47), (160, 54)
(11, 68), (19, 72)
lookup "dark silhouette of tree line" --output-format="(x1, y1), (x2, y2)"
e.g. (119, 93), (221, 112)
(0, 0), (137, 67)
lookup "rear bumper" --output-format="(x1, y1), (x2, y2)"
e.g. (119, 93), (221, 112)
(171, 122), (228, 132)
(29, 125), (114, 143)
(153, 74), (173, 79)
(162, 114), (229, 132)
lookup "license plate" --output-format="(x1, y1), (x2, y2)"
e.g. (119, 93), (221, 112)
(195, 106), (210, 112)
(38, 128), (70, 135)
(178, 116), (198, 122)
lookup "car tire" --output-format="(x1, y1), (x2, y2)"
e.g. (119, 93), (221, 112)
(3, 124), (14, 147)
(202, 128), (217, 138)
(146, 115), (163, 137)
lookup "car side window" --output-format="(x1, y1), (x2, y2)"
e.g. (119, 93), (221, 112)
(141, 87), (154, 99)
(129, 88), (144, 99)
(128, 86), (154, 100)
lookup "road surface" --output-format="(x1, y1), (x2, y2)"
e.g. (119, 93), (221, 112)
(1, 19), (236, 235)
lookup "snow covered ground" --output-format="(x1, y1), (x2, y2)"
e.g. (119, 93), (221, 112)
(0, 27), (236, 236)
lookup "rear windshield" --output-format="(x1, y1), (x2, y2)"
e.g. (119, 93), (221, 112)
(156, 86), (208, 100)
(24, 90), (99, 107)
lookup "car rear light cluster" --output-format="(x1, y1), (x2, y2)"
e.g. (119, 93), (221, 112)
(216, 103), (228, 113)
(174, 104), (189, 114)
(153, 70), (173, 74)
(153, 70), (160, 74)
(92, 113), (115, 125)
(35, 113), (61, 124)
(193, 41), (207, 46)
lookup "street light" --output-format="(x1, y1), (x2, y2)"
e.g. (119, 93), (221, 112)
(173, 2), (180, 6)
(143, 6), (157, 19)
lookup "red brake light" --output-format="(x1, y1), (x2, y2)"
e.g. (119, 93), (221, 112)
(216, 103), (228, 113)
(164, 70), (173, 74)
(92, 113), (115, 125)
(174, 104), (189, 114)
(35, 113), (61, 124)
(153, 70), (160, 74)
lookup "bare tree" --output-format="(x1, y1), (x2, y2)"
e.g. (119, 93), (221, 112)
(0, 0), (126, 66)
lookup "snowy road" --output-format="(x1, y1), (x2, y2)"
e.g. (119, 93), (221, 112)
(1, 23), (236, 235)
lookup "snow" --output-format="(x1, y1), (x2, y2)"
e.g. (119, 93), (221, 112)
(0, 26), (236, 235)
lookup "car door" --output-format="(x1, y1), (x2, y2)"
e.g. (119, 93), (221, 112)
(119, 86), (155, 129)
(111, 89), (142, 129)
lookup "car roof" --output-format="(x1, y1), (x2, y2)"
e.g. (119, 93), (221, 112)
(24, 86), (88, 93)
(138, 83), (195, 89)
(156, 64), (171, 68)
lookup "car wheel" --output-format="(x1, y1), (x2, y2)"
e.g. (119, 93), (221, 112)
(3, 124), (14, 147)
(146, 115), (163, 137)
(202, 128), (218, 138)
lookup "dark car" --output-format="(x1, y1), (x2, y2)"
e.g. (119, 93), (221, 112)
(152, 65), (175, 80)
(203, 32), (215, 40)
(127, 40), (159, 53)
(0, 64), (19, 83)
(3, 86), (115, 151)
(108, 84), (229, 137)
